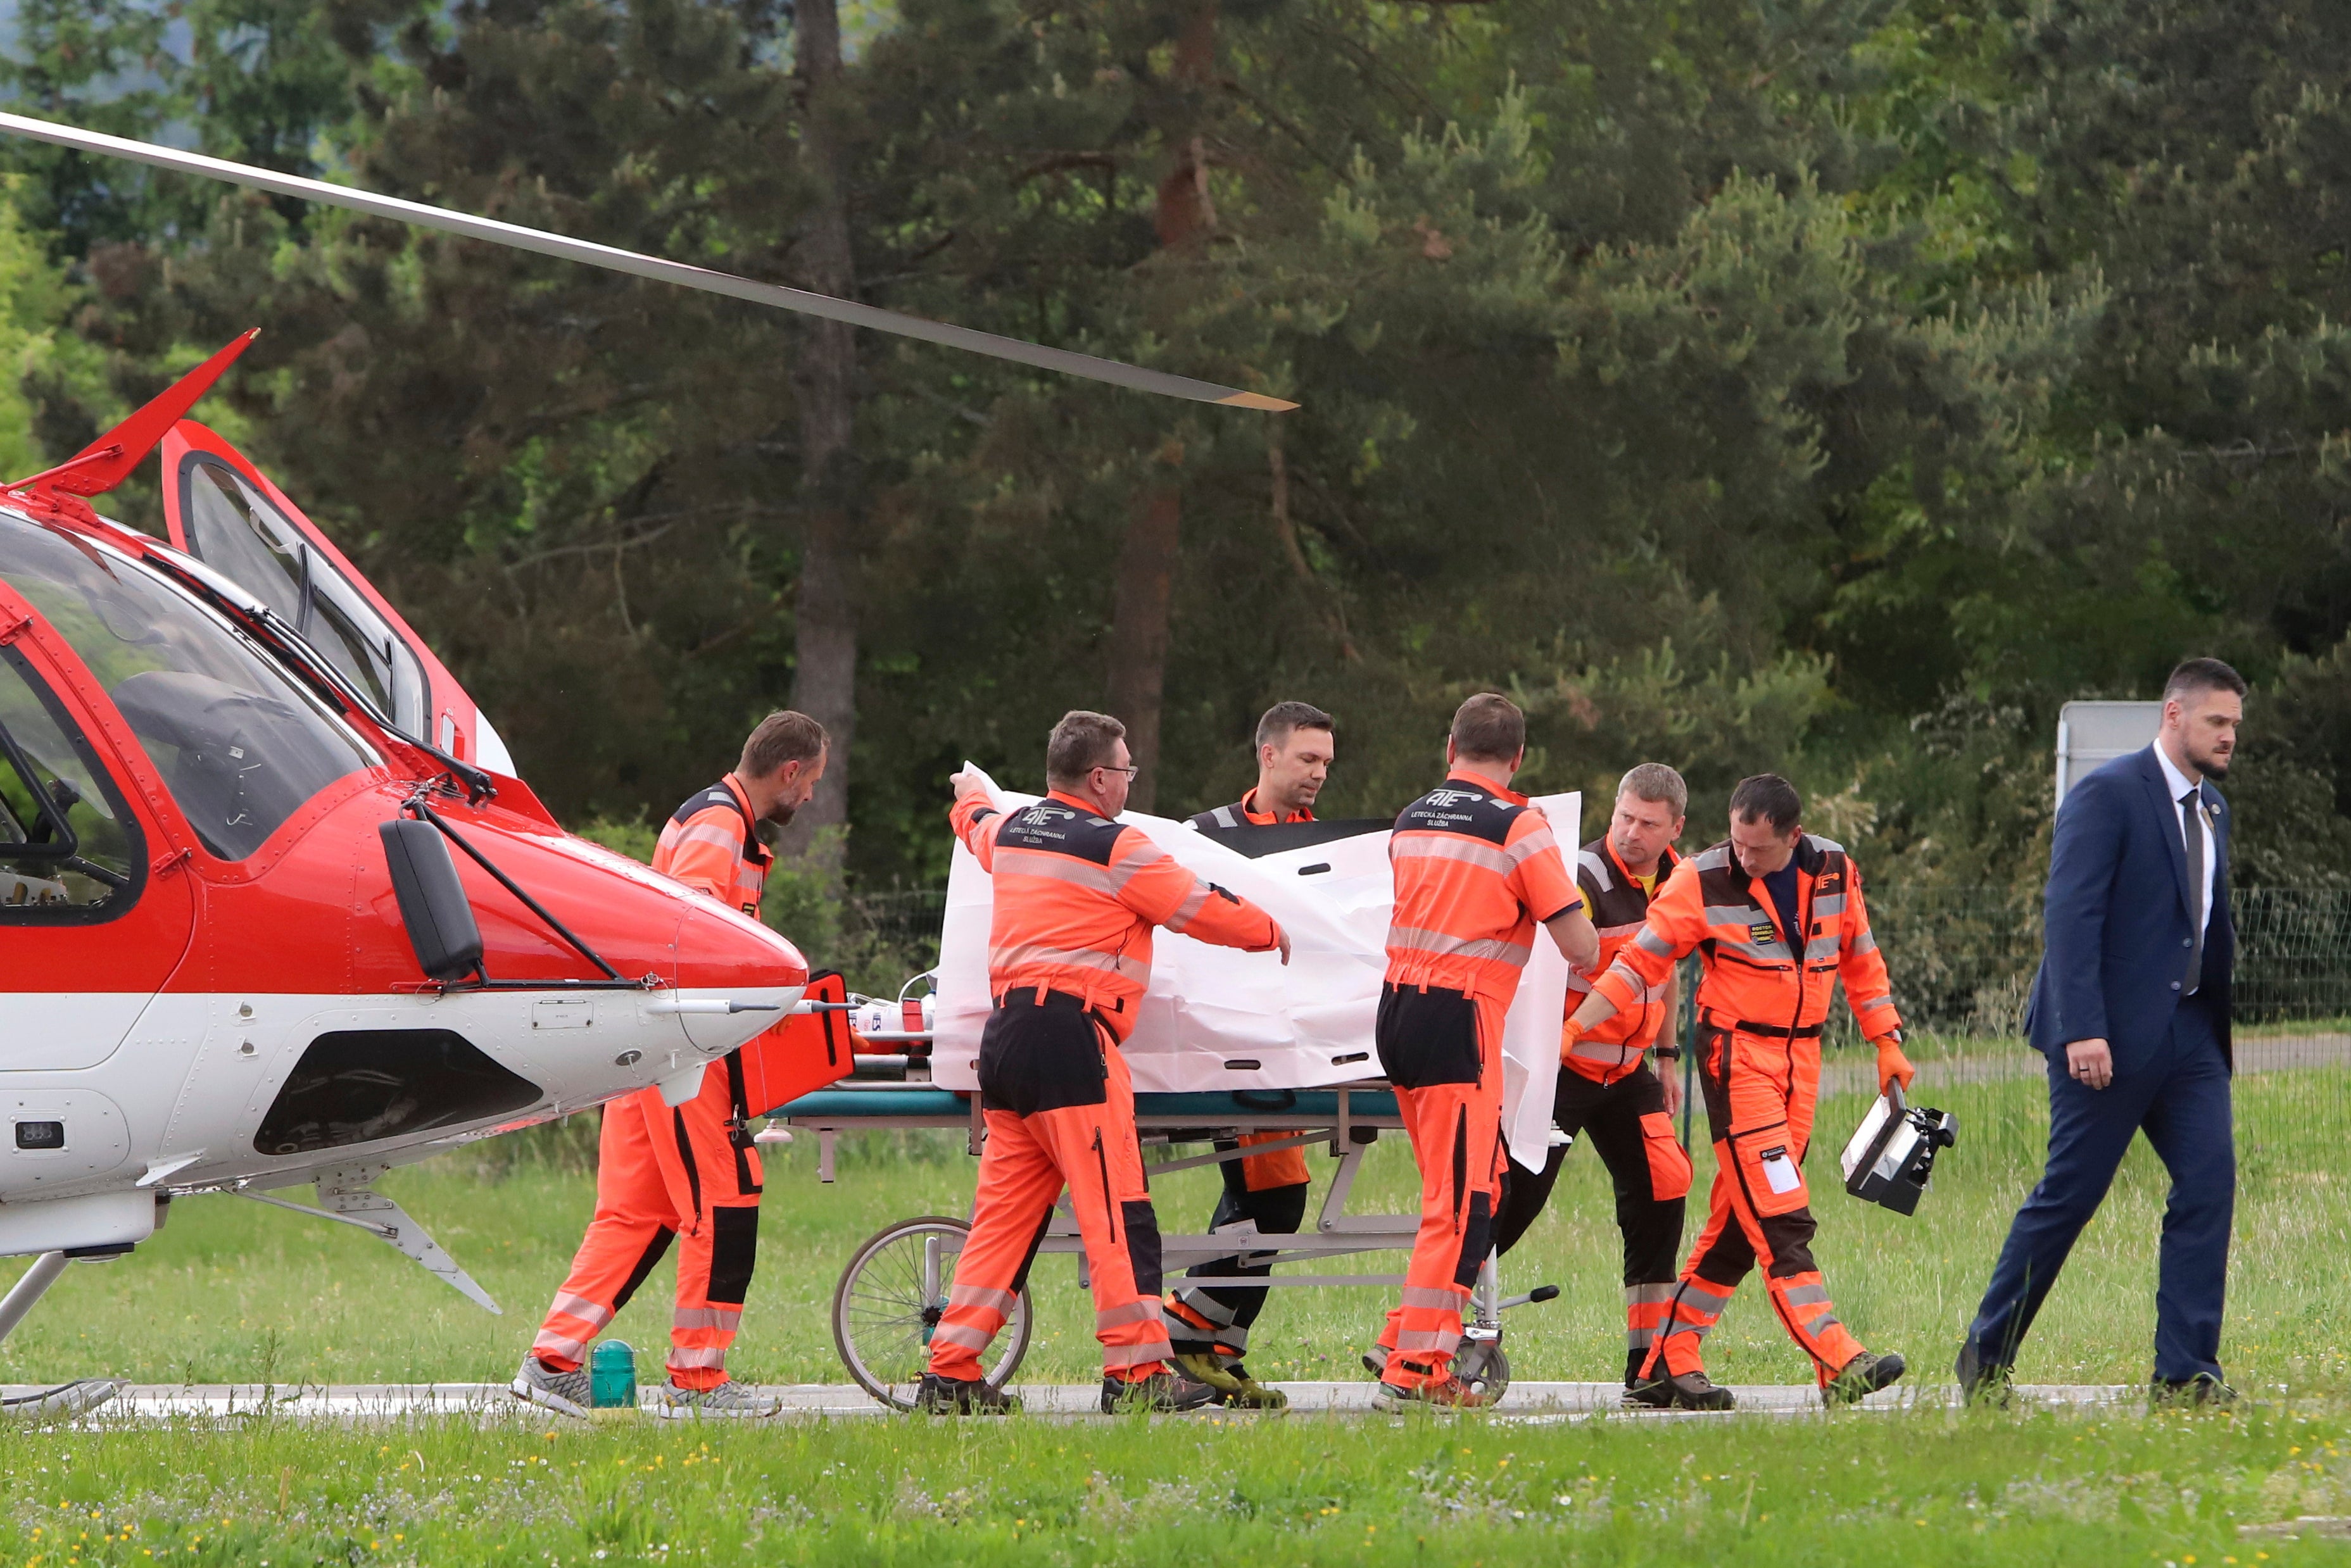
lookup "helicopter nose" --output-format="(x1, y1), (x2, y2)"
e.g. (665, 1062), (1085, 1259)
(671, 903), (809, 1055)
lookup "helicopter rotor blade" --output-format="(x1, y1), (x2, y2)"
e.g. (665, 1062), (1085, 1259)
(0, 110), (1296, 413)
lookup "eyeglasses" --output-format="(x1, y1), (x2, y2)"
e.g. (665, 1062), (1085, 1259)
(1094, 764), (1140, 778)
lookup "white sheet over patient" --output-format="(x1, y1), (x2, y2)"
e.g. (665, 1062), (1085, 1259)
(930, 765), (1579, 1172)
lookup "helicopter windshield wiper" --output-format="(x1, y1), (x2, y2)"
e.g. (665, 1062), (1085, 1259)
(244, 605), (498, 805)
(142, 550), (498, 805)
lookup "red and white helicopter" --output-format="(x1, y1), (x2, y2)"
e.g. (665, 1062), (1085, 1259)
(0, 111), (1288, 1395)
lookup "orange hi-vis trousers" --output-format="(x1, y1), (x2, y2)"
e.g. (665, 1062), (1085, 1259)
(1642, 1020), (1865, 1388)
(531, 1060), (762, 1391)
(1373, 982), (1510, 1389)
(929, 989), (1174, 1384)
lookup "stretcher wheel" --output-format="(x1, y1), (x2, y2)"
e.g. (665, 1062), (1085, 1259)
(832, 1215), (1032, 1410)
(1454, 1339), (1510, 1402)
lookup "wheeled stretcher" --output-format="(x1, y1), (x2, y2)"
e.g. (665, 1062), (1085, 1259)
(783, 778), (1587, 1410)
(774, 1071), (1558, 1409)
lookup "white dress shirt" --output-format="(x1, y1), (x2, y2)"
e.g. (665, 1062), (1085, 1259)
(2153, 741), (2215, 962)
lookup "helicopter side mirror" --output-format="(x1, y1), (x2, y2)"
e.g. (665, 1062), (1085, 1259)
(379, 818), (484, 982)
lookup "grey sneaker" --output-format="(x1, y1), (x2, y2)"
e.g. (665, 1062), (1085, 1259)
(651, 1379), (783, 1419)
(510, 1355), (593, 1419)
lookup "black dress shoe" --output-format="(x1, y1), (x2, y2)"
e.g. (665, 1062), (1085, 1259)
(1955, 1343), (2013, 1405)
(2150, 1372), (2236, 1407)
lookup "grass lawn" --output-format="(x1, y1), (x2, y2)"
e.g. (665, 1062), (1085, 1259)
(4, 1396), (2351, 1564)
(0, 1054), (2338, 1564)
(5, 1055), (2340, 1393)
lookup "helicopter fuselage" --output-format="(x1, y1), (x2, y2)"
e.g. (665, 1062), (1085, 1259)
(0, 475), (807, 1260)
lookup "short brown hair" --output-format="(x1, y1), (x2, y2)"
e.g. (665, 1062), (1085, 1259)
(1448, 693), (1525, 765)
(739, 710), (828, 778)
(1617, 762), (1687, 817)
(2164, 657), (2247, 703)
(1256, 701), (1333, 753)
(1729, 774), (1803, 834)
(1047, 710), (1128, 789)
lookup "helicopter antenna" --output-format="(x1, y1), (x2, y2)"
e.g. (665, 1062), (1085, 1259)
(0, 110), (1297, 413)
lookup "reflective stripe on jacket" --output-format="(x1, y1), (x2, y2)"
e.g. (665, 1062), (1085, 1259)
(954, 789), (1283, 1040)
(1383, 773), (1584, 1007)
(1586, 834), (1901, 1043)
(1561, 837), (1682, 1082)
(1190, 788), (1313, 830)
(655, 774), (769, 917)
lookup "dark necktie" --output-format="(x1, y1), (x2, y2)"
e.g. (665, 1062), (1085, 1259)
(2181, 787), (2205, 994)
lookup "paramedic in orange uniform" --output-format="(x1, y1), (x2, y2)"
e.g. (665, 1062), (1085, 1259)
(513, 712), (827, 1421)
(1492, 763), (1692, 1392)
(1566, 773), (1914, 1410)
(1169, 701), (1337, 1407)
(919, 710), (1294, 1415)
(1373, 693), (1599, 1410)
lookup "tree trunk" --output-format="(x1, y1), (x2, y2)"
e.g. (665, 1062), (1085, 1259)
(1104, 0), (1218, 812)
(1107, 482), (1182, 812)
(776, 0), (859, 872)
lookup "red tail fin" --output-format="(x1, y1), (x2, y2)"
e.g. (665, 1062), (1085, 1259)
(6, 329), (259, 501)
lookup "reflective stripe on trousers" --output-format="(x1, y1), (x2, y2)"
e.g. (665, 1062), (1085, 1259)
(531, 1066), (763, 1390)
(1377, 990), (1510, 1389)
(927, 1041), (1175, 1383)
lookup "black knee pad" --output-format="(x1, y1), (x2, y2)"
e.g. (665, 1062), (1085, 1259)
(705, 1207), (760, 1305)
(1452, 1191), (1494, 1289)
(612, 1227), (677, 1313)
(1121, 1200), (1164, 1299)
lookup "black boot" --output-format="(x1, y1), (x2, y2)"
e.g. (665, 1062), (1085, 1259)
(1624, 1369), (1735, 1411)
(1824, 1350), (1906, 1407)
(1100, 1369), (1219, 1414)
(915, 1372), (1019, 1415)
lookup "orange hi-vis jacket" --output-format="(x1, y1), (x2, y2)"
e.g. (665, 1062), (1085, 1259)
(1587, 834), (1902, 1045)
(1561, 837), (1684, 1084)
(1192, 787), (1312, 830)
(1385, 774), (1584, 1007)
(656, 774), (771, 917)
(952, 789), (1283, 1038)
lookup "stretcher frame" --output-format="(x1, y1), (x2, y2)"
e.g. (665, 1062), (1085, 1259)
(776, 1074), (1556, 1407)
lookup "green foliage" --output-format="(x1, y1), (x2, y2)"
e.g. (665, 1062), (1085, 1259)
(5, 0), (2351, 893)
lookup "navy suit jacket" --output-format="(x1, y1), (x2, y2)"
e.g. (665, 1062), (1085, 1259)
(2026, 744), (2233, 1072)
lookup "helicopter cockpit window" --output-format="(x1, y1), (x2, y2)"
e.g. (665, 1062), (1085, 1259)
(0, 649), (142, 918)
(179, 456), (429, 736)
(0, 512), (379, 862)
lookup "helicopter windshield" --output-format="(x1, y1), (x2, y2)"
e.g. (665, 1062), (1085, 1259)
(179, 456), (429, 734)
(0, 511), (380, 862)
(0, 648), (141, 913)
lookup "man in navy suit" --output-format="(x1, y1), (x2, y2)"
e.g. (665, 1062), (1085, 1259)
(1957, 658), (2245, 1403)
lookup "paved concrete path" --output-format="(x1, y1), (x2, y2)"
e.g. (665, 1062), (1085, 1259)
(0, 1379), (2134, 1424)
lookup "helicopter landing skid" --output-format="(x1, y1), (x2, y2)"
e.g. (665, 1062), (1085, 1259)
(241, 1166), (502, 1315)
(0, 1252), (128, 1416)
(0, 1379), (125, 1419)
